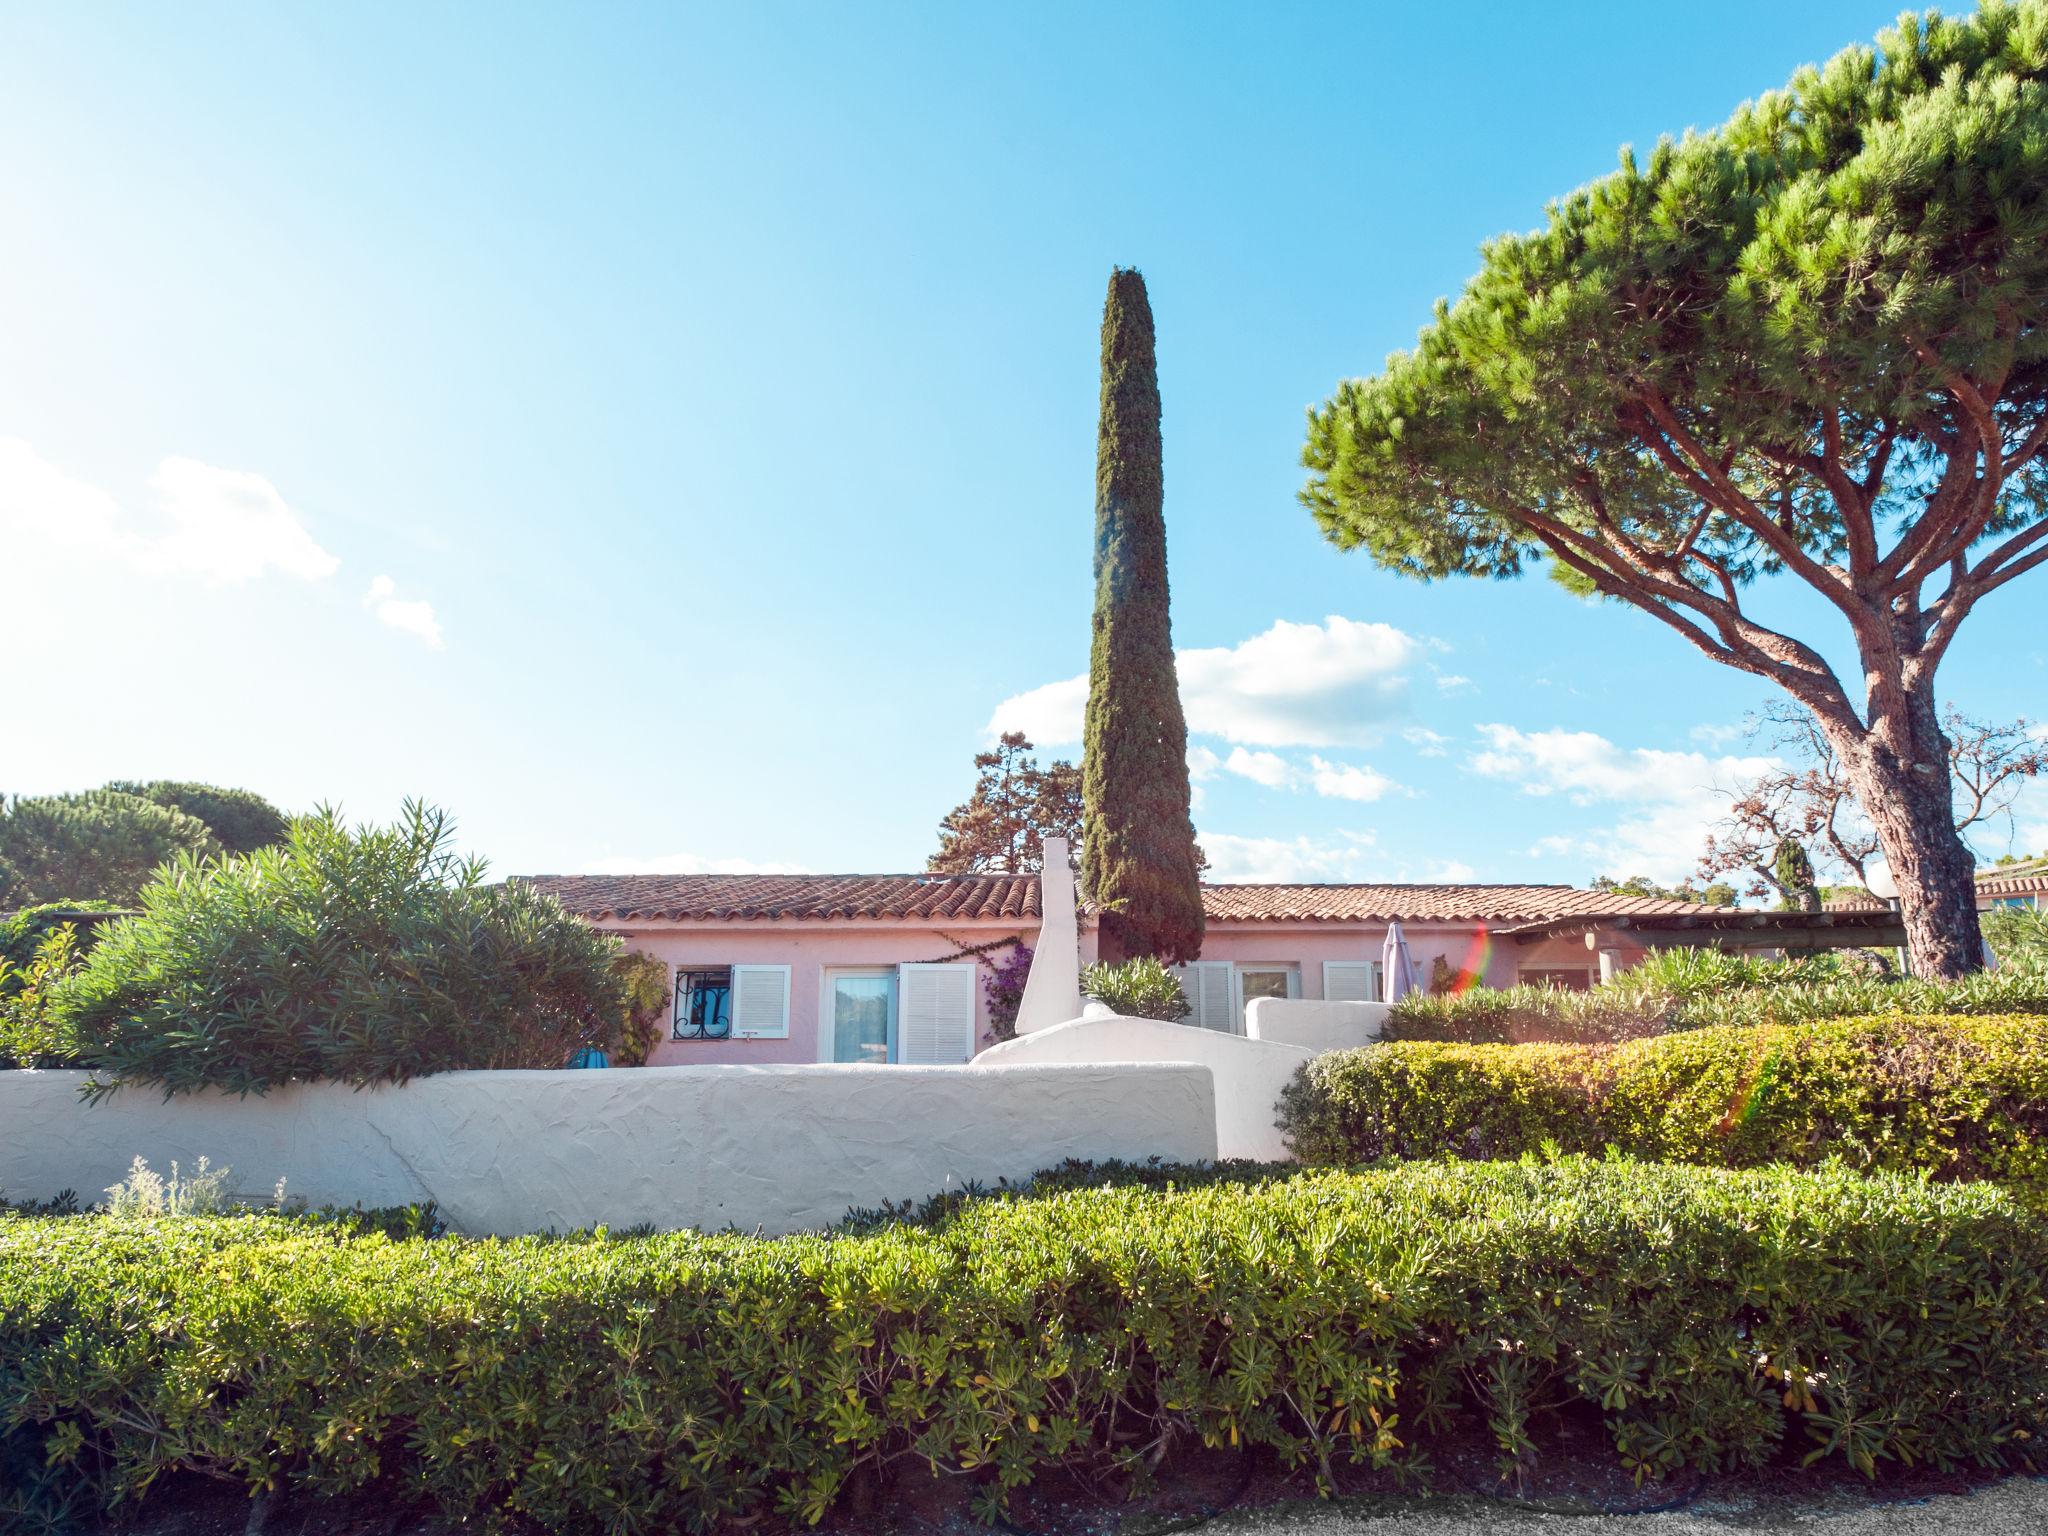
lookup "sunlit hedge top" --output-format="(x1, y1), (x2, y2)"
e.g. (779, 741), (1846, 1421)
(1302, 2), (2048, 585)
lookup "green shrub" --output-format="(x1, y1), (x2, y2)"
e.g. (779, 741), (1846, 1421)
(3, 1159), (2042, 1531)
(1386, 948), (2048, 1043)
(611, 950), (671, 1067)
(0, 902), (131, 977)
(0, 923), (86, 1068)
(1280, 1015), (2048, 1209)
(1987, 903), (2048, 964)
(1080, 955), (1189, 1021)
(53, 801), (627, 1098)
(101, 1155), (237, 1217)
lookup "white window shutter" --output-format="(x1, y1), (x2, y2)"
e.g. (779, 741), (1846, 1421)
(1323, 961), (1376, 1003)
(730, 965), (791, 1038)
(1173, 961), (1237, 1033)
(897, 962), (976, 1064)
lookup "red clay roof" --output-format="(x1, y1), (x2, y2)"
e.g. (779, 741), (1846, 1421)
(1978, 868), (2048, 897)
(527, 873), (1708, 925)
(1197, 883), (1710, 923)
(524, 873), (1042, 923)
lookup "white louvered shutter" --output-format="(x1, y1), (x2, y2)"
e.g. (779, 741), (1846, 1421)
(730, 965), (791, 1038)
(1323, 961), (1377, 1003)
(897, 962), (977, 1064)
(1173, 961), (1237, 1033)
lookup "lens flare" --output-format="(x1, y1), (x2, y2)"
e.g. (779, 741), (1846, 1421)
(1446, 927), (1492, 994)
(1716, 1032), (1782, 1136)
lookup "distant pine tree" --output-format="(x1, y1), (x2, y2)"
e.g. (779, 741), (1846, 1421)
(1081, 268), (1204, 964)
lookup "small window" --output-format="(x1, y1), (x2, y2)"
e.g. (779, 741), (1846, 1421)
(673, 968), (734, 1040)
(1519, 966), (1593, 992)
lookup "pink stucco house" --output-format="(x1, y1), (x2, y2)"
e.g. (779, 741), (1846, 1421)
(526, 868), (1738, 1068)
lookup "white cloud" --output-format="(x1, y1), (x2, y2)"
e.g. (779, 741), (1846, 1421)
(582, 852), (811, 875)
(1213, 746), (1399, 802)
(150, 457), (341, 582)
(1200, 830), (1379, 883)
(987, 615), (1425, 748)
(989, 674), (1088, 747)
(1403, 726), (1451, 757)
(1433, 672), (1475, 693)
(1224, 747), (1293, 788)
(1186, 745), (1221, 780)
(1471, 723), (1778, 884)
(1307, 757), (1395, 803)
(1429, 859), (1478, 881)
(1689, 721), (1749, 748)
(364, 575), (444, 649)
(0, 437), (338, 585)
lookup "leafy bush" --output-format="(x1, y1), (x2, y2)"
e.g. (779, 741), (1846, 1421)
(0, 923), (86, 1068)
(3, 1159), (2042, 1532)
(610, 950), (671, 1067)
(101, 1155), (237, 1217)
(1080, 955), (1189, 1021)
(0, 902), (131, 976)
(1280, 1014), (2048, 1209)
(0, 790), (218, 907)
(1987, 902), (2048, 964)
(53, 802), (627, 1097)
(1386, 947), (2048, 1043)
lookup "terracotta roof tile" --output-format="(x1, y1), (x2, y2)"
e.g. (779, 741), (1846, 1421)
(523, 873), (1042, 923)
(526, 873), (1710, 925)
(1196, 883), (1711, 923)
(1977, 870), (2048, 897)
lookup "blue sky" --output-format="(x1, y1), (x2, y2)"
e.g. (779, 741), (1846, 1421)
(4, 1), (2044, 887)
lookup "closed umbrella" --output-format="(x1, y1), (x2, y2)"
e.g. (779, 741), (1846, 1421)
(1382, 920), (1422, 1004)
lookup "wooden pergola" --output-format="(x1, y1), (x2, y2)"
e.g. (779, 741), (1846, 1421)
(1496, 908), (1908, 952)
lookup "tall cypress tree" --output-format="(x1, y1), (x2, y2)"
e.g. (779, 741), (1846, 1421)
(1081, 268), (1204, 964)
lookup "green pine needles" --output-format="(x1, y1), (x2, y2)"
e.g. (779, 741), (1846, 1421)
(1300, 2), (2048, 980)
(1082, 268), (1204, 964)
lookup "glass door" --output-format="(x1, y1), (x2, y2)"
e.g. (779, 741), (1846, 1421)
(826, 971), (896, 1063)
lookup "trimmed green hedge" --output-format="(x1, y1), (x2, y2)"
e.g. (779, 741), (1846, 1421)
(1383, 949), (2048, 1045)
(1280, 1015), (2048, 1208)
(4, 1159), (2046, 1531)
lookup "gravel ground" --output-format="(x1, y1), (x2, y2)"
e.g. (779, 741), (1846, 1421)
(1181, 1477), (2048, 1535)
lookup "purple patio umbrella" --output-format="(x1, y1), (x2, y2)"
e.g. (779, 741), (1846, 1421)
(1381, 920), (1422, 1004)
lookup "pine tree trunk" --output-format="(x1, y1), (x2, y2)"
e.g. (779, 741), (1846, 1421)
(1824, 692), (1984, 980)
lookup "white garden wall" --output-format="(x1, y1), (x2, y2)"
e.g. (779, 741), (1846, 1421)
(973, 1014), (1311, 1162)
(1244, 997), (1387, 1053)
(0, 1062), (1217, 1236)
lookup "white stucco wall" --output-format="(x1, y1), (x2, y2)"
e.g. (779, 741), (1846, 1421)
(0, 1063), (1217, 1236)
(972, 1014), (1311, 1162)
(1014, 836), (1082, 1034)
(1244, 997), (1387, 1053)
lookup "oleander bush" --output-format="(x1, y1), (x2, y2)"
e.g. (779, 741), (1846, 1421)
(2, 1158), (2043, 1532)
(1280, 1015), (2048, 1209)
(1386, 947), (2048, 1044)
(1080, 955), (1190, 1021)
(50, 801), (628, 1097)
